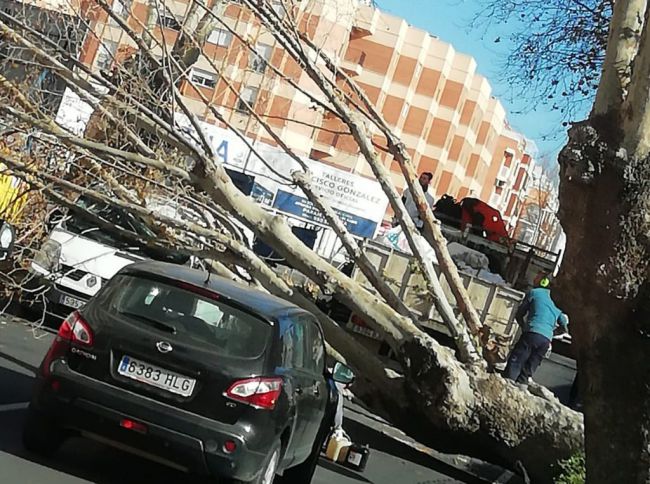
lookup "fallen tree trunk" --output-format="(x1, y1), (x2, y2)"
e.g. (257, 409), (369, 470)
(192, 150), (583, 483)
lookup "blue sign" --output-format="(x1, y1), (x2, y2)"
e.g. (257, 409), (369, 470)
(251, 182), (274, 206)
(273, 190), (377, 238)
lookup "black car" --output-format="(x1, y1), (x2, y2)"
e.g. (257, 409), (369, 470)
(23, 261), (353, 483)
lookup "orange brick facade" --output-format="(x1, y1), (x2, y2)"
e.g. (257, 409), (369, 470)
(81, 0), (534, 228)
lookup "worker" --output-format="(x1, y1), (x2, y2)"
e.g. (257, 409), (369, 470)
(503, 273), (569, 385)
(398, 172), (435, 231)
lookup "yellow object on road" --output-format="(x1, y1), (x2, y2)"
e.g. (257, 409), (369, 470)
(325, 429), (352, 462)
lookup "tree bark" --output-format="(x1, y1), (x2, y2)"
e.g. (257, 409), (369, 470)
(592, 0), (647, 117)
(561, 1), (650, 477)
(170, 0), (227, 73)
(558, 121), (650, 483)
(623, 4), (650, 157)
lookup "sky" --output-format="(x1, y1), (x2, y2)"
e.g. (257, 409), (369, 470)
(375, 0), (588, 164)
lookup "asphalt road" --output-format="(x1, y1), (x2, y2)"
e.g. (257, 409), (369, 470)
(0, 318), (465, 484)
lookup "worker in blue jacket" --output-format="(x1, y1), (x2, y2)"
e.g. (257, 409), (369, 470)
(503, 273), (569, 384)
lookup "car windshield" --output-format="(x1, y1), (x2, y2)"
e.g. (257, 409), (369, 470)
(108, 275), (271, 359)
(65, 196), (156, 247)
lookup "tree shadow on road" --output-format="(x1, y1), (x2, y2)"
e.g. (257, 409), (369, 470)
(342, 411), (506, 484)
(0, 350), (39, 374)
(317, 457), (373, 482)
(0, 364), (35, 404)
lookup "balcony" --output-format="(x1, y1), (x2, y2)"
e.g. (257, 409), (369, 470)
(341, 59), (363, 77)
(310, 140), (337, 159)
(496, 165), (511, 182)
(351, 7), (379, 37)
(340, 50), (366, 77)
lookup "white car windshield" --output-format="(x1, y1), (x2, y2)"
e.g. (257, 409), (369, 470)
(65, 196), (156, 247)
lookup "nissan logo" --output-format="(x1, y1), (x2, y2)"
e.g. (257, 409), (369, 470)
(156, 341), (173, 354)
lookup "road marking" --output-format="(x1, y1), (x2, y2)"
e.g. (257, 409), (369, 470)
(0, 402), (29, 413)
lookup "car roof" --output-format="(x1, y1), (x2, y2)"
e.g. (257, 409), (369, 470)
(118, 261), (309, 319)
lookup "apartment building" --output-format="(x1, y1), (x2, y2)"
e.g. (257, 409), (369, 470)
(14, 0), (536, 237)
(481, 128), (535, 232)
(514, 164), (562, 251)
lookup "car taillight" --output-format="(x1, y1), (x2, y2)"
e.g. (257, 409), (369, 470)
(120, 418), (147, 434)
(225, 378), (283, 410)
(41, 311), (93, 377)
(176, 281), (220, 301)
(59, 311), (94, 346)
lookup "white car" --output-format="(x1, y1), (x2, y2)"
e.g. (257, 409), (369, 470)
(30, 196), (190, 317)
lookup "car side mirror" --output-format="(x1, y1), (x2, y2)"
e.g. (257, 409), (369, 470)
(332, 362), (355, 385)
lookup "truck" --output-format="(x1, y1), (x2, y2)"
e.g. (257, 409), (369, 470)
(340, 239), (524, 365)
(340, 195), (564, 365)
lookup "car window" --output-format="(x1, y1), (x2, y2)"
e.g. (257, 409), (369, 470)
(65, 197), (156, 246)
(107, 275), (271, 358)
(280, 317), (306, 369)
(279, 314), (323, 374)
(307, 319), (325, 374)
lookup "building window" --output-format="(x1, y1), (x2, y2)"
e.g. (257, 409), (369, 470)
(207, 27), (232, 47)
(96, 40), (118, 71)
(159, 11), (181, 31)
(237, 86), (258, 112)
(271, 0), (286, 18)
(250, 43), (273, 73)
(110, 0), (132, 23)
(503, 150), (514, 166)
(190, 68), (217, 88)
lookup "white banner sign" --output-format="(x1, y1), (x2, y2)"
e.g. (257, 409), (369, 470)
(55, 100), (389, 237)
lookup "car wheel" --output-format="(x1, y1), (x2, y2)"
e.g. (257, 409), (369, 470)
(227, 444), (280, 484)
(278, 431), (326, 483)
(22, 407), (65, 456)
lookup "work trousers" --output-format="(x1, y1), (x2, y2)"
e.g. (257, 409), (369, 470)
(503, 331), (551, 384)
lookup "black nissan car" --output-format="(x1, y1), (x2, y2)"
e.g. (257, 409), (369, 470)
(24, 261), (353, 483)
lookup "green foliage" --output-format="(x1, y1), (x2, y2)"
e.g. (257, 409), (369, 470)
(555, 452), (585, 484)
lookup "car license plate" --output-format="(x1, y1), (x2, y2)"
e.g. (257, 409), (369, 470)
(117, 355), (196, 397)
(60, 294), (85, 309)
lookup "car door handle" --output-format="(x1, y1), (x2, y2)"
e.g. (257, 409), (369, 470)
(313, 386), (320, 397)
(295, 386), (303, 395)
